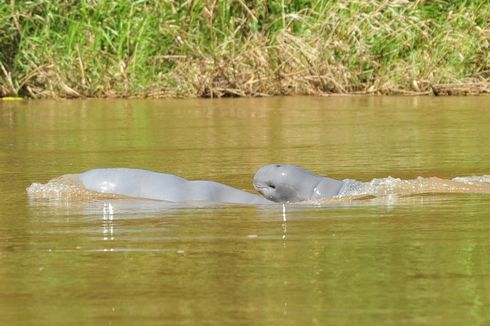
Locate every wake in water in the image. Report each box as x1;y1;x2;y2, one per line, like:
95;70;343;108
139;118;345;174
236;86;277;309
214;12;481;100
27;173;490;204
336;175;490;199
27;174;124;201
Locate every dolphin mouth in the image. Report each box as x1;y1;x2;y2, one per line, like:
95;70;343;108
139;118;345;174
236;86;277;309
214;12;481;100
253;183;267;193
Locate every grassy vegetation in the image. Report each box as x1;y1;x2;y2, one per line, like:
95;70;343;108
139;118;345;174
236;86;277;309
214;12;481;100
1;0;489;98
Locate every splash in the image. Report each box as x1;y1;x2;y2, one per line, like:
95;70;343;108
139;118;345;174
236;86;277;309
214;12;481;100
451;175;490;184
27;173;122;201
337;175;490;199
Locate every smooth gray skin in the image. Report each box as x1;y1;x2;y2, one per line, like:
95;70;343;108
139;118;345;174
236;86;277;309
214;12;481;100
80;168;272;204
253;164;345;203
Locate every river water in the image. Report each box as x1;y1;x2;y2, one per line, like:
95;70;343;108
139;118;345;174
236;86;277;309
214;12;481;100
1;96;489;324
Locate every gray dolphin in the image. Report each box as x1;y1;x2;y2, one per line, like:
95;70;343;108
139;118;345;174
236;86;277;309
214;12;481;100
253;164;346;203
80;168;272;204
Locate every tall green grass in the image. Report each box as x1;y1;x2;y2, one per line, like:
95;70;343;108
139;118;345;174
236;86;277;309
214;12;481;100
1;0;489;98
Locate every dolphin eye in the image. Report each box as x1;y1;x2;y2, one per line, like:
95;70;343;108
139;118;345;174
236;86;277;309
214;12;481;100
275;164;281;167
268;183;276;189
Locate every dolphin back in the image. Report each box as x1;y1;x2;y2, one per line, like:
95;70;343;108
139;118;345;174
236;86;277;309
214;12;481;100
79;168;271;204
80;168;187;201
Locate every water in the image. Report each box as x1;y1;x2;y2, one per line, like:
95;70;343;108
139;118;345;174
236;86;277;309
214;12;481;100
1;97;489;325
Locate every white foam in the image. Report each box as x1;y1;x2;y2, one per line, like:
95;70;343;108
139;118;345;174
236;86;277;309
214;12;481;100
452;175;490;184
337;175;490;199
26;174;120;201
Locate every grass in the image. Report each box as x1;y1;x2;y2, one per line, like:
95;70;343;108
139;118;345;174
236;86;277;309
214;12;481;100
1;0;489;98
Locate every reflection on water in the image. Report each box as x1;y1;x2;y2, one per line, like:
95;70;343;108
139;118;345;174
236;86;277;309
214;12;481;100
102;203;114;242
1;97;490;325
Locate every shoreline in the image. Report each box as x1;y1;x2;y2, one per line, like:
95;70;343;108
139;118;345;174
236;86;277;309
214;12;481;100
2;1;489;99
1;81;490;101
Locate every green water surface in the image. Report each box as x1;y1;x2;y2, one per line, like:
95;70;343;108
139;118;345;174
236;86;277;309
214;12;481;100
0;97;489;325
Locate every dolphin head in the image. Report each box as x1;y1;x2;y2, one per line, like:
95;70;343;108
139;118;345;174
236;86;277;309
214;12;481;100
253;164;315;203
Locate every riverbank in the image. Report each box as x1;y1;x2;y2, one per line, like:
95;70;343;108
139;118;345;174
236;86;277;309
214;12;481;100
1;1;489;99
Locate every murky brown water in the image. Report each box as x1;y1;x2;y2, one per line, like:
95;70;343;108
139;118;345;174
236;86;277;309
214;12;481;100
1;97;489;325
